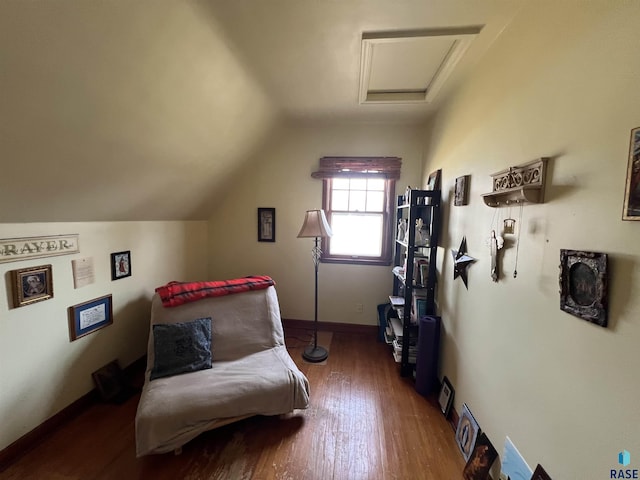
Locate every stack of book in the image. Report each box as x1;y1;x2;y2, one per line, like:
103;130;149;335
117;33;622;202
387;317;418;363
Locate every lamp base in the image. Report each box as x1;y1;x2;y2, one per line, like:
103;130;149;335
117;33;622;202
302;345;328;363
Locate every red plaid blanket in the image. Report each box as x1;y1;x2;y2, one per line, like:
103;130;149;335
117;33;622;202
155;275;275;308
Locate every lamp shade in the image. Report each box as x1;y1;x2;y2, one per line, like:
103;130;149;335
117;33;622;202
297;209;333;238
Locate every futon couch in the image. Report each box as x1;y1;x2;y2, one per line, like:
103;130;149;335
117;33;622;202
135;277;310;456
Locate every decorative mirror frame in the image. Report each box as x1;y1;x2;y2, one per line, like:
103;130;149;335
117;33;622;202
559;249;608;327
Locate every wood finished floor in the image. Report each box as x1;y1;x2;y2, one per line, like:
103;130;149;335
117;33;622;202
1;329;465;480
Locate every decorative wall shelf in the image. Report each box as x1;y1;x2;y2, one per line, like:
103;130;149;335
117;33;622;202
482;158;548;207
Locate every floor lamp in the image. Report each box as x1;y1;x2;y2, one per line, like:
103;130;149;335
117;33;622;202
297;209;333;362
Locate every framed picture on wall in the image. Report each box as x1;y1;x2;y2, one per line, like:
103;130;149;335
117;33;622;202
111;251;131;280
454;175;469;206
258;208;276;242
427;168;442;191
622;126;640;220
11;264;54;307
68;294;113;341
559;249;608;327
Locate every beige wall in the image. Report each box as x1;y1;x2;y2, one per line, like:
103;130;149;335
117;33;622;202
422;2;640;478
0;221;207;451
207;121;424;325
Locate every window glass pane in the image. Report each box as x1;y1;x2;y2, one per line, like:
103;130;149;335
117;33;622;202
332;190;349;211
329;213;383;256
366;191;385;212
349;190;366;211
368;178;385;191
350;178;367;191
333;178;350;190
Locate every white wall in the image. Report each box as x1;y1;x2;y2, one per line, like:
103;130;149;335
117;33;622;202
422;2;640;478
0;221;207;451
207;121;424;326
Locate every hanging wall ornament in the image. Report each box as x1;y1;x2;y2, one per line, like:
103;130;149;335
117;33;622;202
487;230;504;282
451;237;476;289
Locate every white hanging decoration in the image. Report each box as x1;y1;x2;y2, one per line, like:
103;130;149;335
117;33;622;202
488;230;504;282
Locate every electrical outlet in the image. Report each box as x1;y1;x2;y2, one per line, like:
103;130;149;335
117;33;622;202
355;303;363;313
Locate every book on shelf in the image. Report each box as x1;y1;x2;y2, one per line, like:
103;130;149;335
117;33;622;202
389;317;403;339
389;295;405;307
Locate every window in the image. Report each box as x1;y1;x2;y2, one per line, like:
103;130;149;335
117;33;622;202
312;157;400;266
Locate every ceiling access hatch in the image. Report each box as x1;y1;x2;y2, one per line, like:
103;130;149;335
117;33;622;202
359;27;482;104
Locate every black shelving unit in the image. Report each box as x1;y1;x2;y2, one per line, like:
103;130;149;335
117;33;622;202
390;189;441;377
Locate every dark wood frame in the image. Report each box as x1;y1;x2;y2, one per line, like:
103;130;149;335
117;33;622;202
622;126;640;220
531;464;553;480
321;178;395;266
438;376;454;418
454;175;469;206
559;249;608;327
11;264;53;307
110;250;131;280
92;360;126;402
427;169;442;191
258;208;276;242
68;294;113;341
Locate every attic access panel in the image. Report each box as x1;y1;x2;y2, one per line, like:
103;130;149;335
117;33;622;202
359;27;482;104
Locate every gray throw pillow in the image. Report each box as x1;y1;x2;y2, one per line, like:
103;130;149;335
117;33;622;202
150;317;212;380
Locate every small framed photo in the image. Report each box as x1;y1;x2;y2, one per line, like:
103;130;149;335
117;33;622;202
456;403;480;462
454;175;469;206
68;294;113;341
92;360;134;404
463;432;498;480
111;250;131;280
11;264;54;307
438;376;454;418
426;168;442;191
559;249;608;327
258;207;276;242
622;126;640;220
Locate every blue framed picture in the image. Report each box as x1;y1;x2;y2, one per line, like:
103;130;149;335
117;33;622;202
456;403;480;462
68;294;113;341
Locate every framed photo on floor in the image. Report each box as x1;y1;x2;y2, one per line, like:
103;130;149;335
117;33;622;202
438;376;454;418
11;264;53;307
456;403;480;462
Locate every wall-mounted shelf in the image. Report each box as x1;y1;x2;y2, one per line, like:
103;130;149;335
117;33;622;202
482;157;548;207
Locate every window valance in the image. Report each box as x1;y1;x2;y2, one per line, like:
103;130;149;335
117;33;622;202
311;157;402;180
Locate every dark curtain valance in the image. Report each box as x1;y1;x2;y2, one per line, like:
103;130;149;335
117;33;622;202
311;157;402;180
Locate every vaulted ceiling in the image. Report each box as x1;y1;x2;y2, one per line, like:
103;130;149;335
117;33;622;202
0;0;524;222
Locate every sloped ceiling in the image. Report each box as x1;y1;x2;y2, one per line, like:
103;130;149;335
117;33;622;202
0;0;524;222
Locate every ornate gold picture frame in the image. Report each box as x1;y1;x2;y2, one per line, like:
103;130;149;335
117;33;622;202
11;264;54;307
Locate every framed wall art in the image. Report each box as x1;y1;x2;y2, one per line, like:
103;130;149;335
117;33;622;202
111;251;131;280
258;208;276;242
456;403;480;462
559;249;608;327
438;375;454;418
454;175;470;206
68;294;113;341
11;264;54;307
622;126;640;220
426;169;442;191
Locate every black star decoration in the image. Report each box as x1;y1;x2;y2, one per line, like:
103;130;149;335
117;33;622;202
451;236;476;289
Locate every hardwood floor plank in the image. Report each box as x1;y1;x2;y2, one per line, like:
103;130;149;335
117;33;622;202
0;329;465;480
